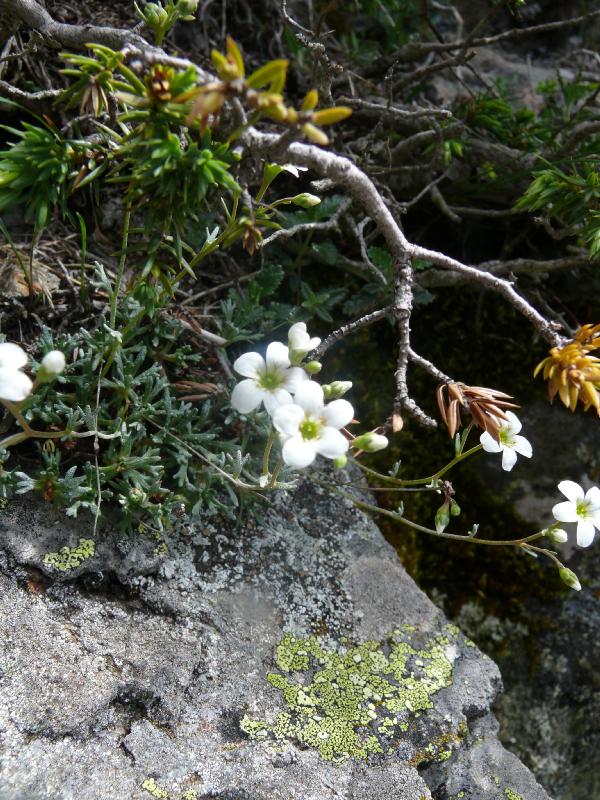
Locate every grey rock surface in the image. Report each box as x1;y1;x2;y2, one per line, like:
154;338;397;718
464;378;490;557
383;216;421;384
0;473;550;800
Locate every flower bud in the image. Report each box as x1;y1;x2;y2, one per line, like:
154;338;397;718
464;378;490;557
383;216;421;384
434;501;450;534
304;360;322;375
323;381;353;400
128;487;147;505
352;432;389;453
37;350;66;383
288;322;320;358
177;0;199;15
558;566;581;591
292;193;321;208
333;455;348;469
142;2;169;26
546;527;568;544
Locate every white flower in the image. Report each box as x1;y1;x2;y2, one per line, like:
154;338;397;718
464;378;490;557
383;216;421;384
272;381;354;468
231;342;308;415
0;342;32;402
40;350;66;378
479;411;532;471
287;322;320;363
552;480;600;547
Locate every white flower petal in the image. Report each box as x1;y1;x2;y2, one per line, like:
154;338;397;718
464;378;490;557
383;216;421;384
282;366;309;394
293;381;324;413
231;379;264;413
315;427;349;459
282;437;317;468
265;341;290;370
552;501;579;523
273;403;304;437
321;399;354;429
480;431;502;453
512;435;532;459
0;367;33;401
557;480;584;503
576;519;596;547
263;388;293;415
501;448;518;471
233;351;265;379
288;322;309;351
503;410;522;434
308;336;321;349
283;164;307;177
0;342;28;370
584;485;600;510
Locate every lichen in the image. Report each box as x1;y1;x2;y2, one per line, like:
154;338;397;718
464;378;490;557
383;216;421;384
504;790;523;800
241;627;458;762
141;778;169;799
42;538;95;571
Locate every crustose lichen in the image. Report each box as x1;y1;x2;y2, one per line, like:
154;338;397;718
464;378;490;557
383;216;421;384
241;627;458;762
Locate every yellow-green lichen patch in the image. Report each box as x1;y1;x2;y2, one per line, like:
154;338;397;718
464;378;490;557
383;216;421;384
43;538;95;571
241;628;458;762
141;778;169;799
504;790;523;800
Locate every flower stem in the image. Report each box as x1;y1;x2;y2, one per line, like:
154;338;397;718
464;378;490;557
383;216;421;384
329;485;544;547
267;458;285;488
262;430;277;477
354;443;483;487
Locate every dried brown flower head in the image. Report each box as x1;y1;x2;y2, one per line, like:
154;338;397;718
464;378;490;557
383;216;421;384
534;323;600;414
436;382;518;440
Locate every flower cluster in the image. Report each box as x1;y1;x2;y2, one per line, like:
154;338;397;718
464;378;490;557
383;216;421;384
534;323;600;415
230;323;387;469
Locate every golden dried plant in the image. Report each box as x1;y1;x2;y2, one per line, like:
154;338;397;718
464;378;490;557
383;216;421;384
436;382;518;440
534;323;600;414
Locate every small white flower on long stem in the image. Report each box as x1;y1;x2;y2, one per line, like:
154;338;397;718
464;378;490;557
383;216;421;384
552;480;600;547
231;342;307;415
273;381;354;468
479;410;532;471
287;322;320;364
0;343;32;402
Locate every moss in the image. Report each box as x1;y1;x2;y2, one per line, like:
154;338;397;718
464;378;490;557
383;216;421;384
42;538;95;571
504;790;523;800
241;628;459;762
141;778;169;799
181;792;198;800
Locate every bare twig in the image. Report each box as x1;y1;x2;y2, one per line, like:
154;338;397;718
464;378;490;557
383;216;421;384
242;128;564;347
389;257;436;427
310;305;392;359
408;348;452;383
261;196;351;248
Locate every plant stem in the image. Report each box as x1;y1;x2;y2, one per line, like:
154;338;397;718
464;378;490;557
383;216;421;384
267;458;284;488
354;443;483;487
262;430;276;477
109;207;131;330
329;485;544;547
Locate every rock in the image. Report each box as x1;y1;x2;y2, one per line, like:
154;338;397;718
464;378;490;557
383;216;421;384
0;470;550;799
